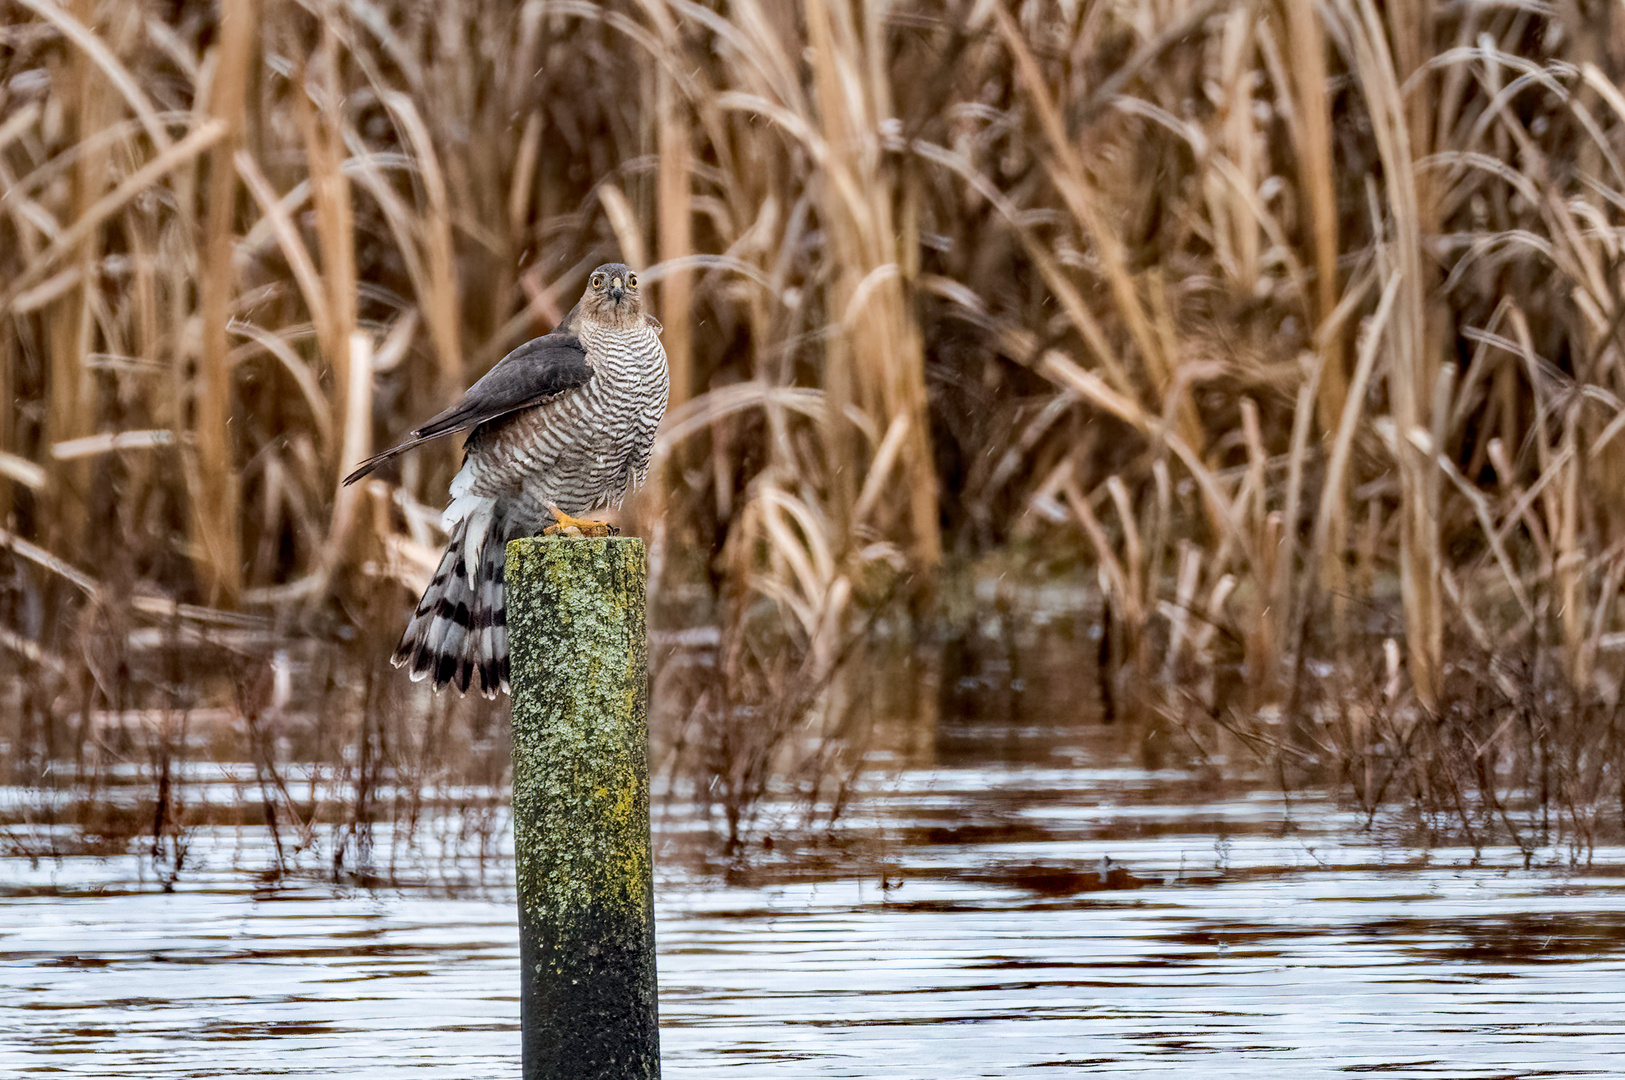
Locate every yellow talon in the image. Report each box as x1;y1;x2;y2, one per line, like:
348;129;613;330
543;504;614;538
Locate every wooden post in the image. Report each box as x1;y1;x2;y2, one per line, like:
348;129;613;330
506;536;659;1080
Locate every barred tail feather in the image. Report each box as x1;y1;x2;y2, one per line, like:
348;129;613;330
392;499;511;697
469;533;510;696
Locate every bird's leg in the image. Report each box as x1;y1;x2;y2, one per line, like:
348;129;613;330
543;504;617;538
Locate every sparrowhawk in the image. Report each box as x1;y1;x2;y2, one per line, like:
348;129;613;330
344;263;669;697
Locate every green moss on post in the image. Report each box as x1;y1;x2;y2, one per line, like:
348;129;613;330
507;535;658;1080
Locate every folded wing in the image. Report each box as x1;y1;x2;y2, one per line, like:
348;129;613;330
343;331;593;485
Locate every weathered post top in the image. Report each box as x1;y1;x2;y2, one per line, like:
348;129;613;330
506;535;659;1080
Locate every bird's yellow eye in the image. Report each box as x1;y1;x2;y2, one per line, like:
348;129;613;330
591;274;605;290
628;273;638;288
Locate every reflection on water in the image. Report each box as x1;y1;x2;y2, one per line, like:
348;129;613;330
6;783;1625;1076
5;619;1625;1077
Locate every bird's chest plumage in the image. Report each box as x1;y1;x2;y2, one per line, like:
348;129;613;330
464;319;668;521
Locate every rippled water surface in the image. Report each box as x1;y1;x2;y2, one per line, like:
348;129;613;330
5;638;1625;1077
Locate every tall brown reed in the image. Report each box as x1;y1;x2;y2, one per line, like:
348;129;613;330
5;0;1625;851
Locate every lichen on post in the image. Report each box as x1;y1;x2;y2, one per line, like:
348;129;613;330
506;535;659;1080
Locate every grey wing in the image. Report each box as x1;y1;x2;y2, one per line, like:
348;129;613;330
343;331;592;485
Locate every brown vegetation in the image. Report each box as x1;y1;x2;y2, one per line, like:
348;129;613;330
4;0;1625;859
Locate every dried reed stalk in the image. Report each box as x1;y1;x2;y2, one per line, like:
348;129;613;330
803;0;939;568
192;0;257;605
1278;0;1346;434
4;0;1625;850
656;66;694;409
1346;0;1441;706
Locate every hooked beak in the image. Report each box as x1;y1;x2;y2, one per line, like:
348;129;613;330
610;277;626;303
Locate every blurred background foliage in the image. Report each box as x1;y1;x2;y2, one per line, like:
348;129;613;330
5;0;1625;853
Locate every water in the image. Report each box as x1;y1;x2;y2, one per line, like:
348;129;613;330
5;626;1625;1076
5;763;1624;1077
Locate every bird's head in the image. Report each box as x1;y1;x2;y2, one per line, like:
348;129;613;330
577;262;644;329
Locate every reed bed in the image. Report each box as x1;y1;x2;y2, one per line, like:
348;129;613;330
3;0;1625;862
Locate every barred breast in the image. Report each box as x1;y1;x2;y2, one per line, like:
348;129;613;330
462;319;669;533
